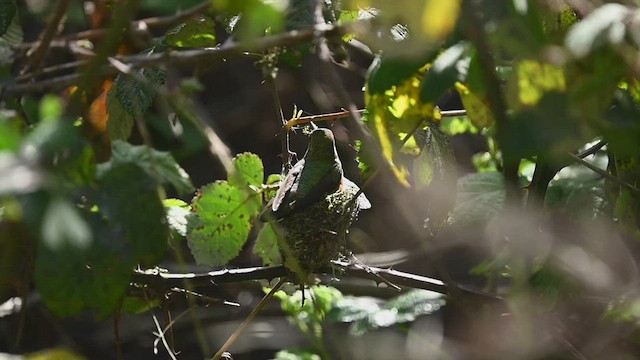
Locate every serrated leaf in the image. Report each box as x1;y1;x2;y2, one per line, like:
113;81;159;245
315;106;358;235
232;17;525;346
165;202;190;237
106;83;134;141
565;3;628;58
0;6;21;66
381;289;445;323
165;16;217;48
421;42;471;103
449;172;505;226
113;67;165;117
98;141;194;195
229;152;264;188
254;222;281;266
412;127;456;189
187;181;260;266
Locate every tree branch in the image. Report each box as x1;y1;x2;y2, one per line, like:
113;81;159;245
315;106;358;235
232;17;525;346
3;23;349;99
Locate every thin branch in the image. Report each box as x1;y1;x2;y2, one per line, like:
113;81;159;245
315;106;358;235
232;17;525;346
567;152;640;193
132;262;500;301
18;0;212;49
211;277;287;360
285;109;467;129
21;0;73;75
151;310;179;360
4;23;349;99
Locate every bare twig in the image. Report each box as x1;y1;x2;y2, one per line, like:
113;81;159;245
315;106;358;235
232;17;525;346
19;0;212;49
3;23;349;99
211;277;287;360
567;152;640;193
151;310;179;360
285;109;466;129
21;0;73;75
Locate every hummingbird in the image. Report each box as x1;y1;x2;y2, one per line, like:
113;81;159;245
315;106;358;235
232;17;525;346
261;128;346;221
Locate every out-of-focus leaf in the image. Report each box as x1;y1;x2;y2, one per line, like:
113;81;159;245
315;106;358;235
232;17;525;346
229;152;264;188
421;42;471;103
106;81;134;141
565;3;628;58
0;115;21;151
449;172;505;226
25;347;86;360
0;153;42;195
455;82;494;128
0;5;21;66
41;197;92;250
273;350;321;360
328;289;445;336
98;164;169;265
545;164;607;218
187;181;260;266
34;210;132;317
214;0;285;40
507;59;566;107
98;141;194;195
0;1;16;36
165;16;217;48
254;222;281;266
365;61;436;186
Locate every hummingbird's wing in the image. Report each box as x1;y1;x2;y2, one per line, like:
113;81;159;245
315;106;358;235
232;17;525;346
260;159;342;221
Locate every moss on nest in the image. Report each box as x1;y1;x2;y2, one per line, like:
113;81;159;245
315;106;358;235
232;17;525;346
274;179;368;280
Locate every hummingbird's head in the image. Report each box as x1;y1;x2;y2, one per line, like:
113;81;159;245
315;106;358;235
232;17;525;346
306;128;338;161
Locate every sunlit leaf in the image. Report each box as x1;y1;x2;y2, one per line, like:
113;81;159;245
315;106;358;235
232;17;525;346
454;82;495;128
507;60;566;107
164;198;190;237
165;16;217;48
106;81;134;141
187;181;261;266
113;67;165;117
229;152;264;188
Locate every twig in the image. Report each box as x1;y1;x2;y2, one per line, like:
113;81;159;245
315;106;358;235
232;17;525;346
269;79;293;172
3;23;350;99
20;0;73;75
211;277;287;360
18;0;212;49
285;109;467;129
567;152;640;193
151;310;179;360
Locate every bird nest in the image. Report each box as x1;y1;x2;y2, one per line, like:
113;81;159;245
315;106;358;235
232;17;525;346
275;183;366;278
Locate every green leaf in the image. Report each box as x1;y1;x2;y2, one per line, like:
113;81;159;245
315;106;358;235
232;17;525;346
565;3;628;58
106;83;134;141
113;67;165;117
449;172;506;226
187;181;261;266
328;289;445;336
165;16;217;48
98;141;194;195
0;1;16;36
545;162;607;218
34;212;133;317
229;152;264;188
213;0;285;40
367;55;433;94
421;42;471;103
253;222;281;266
98;164;169;264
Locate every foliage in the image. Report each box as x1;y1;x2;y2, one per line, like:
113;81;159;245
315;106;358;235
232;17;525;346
4;0;640;359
